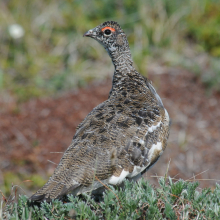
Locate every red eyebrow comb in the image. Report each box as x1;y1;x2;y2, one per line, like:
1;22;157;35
101;27;116;32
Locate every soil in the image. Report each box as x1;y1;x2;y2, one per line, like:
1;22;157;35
0;68;220;194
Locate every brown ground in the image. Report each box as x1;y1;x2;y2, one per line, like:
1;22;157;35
0;68;220;195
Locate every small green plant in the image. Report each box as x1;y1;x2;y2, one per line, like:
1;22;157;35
1;178;220;219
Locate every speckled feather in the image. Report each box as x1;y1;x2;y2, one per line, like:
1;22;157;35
30;21;170;202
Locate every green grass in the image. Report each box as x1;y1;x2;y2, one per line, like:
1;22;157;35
1;171;47;198
0;0;220;102
1;178;220;219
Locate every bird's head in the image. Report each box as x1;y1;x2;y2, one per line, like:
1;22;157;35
83;21;129;55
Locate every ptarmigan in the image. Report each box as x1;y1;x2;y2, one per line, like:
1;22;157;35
30;21;170;202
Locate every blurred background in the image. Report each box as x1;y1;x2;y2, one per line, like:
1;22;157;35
0;0;220;197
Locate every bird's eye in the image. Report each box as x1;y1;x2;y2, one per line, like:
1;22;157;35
104;29;111;35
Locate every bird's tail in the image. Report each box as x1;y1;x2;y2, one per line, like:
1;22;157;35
29;180;80;202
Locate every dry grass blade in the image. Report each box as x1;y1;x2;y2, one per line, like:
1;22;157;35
0;190;7;203
152;176;220;183
50;152;64;154
47;160;58;165
22;180;33;183
151;169;219;184
186;169;209;181
164;158;171;182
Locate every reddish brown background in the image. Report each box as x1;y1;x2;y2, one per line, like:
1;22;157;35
0;68;220;195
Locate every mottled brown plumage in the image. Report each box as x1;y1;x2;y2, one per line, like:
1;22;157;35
30;21;170;202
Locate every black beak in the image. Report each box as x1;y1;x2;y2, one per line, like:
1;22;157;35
83;29;93;37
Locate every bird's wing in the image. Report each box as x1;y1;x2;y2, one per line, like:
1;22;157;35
30;84;170;202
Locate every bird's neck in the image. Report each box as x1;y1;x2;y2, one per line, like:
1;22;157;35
111;50;133;69
106;47;144;95
107;45;134;70
108;47;136;83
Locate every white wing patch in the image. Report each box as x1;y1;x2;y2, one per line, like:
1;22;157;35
147;121;161;133
139;139;145;145
148;142;162;160
164;108;170;126
127;165;148;178
108;116;165;186
108;169;129;185
127;142;162;179
108;142;163;185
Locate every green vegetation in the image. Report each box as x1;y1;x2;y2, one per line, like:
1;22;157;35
0;0;220;102
1;178;220;219
1;172;47;197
